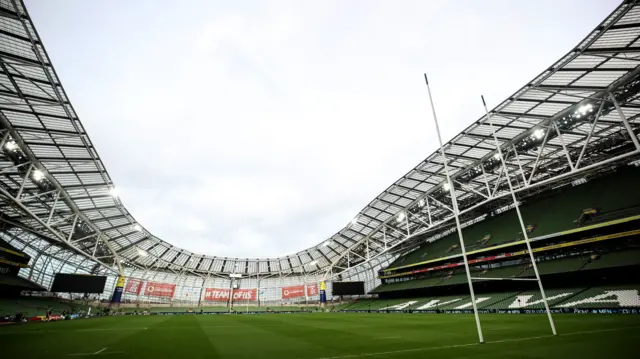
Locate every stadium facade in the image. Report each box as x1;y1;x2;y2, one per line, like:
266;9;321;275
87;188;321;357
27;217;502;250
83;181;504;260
1;0;640;308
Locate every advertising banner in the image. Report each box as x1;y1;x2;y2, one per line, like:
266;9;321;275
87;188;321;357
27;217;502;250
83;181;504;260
144;282;176;298
320;281;327;303
204;288;257;302
306;283;318;297
282;285;305;299
124;278;143;295
110;276;126;303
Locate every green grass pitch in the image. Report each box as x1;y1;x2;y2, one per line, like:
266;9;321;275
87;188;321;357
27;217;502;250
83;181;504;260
0;313;638;358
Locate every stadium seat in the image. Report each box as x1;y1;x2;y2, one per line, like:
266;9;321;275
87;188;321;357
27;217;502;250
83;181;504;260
582;249;640;271
345;286;640;311
0;297;81;317
556;286;640;308
385;167;640;271
519;256;589;277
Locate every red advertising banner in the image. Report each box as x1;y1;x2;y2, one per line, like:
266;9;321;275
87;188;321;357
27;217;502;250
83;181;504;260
204;288;257;302
144;282;176;298
307;283;318;297
124;278;142;295
282;285;305;299
204;288;227;302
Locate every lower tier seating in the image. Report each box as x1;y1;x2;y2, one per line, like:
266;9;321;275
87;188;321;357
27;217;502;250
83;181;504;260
119;305;307;313
555;286;640;308
341;286;640;311
0;296;82;317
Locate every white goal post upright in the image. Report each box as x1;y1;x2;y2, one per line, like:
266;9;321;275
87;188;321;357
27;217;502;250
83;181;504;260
424;74;485;344
481;95;558;336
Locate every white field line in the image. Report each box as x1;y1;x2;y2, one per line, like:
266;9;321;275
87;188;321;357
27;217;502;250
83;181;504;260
68;349;126;357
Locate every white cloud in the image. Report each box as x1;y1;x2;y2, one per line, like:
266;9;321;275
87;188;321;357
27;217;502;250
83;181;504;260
26;0;619;257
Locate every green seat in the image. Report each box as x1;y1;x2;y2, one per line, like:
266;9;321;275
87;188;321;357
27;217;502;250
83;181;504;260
385;167;640;271
555;286;640;308
582;249;640;270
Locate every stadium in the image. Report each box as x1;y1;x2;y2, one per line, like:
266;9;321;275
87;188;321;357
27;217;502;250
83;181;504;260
1;0;639;358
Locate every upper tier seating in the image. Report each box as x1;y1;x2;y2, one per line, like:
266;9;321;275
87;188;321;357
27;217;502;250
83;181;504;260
519;256;590;277
375;246;639;294
388;167;640;270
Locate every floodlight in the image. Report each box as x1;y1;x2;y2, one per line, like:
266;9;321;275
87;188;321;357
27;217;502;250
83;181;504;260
137;248;148;257
322;240;332;247
418;198;425;207
109;187;119;197
493;153;501;160
577;103;593;115
309;260;318;266
533;129;545;140
4;141;17;151
133;224;143;232
32;169;45;181
351;217;358;225
396;211;406;222
443;182;451;192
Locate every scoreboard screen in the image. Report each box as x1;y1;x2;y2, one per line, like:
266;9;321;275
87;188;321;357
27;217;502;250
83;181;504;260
50;273;107;293
331;281;365;295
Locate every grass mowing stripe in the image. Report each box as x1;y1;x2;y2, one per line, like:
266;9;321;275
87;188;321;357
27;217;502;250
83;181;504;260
0;324;287;335
312;342;478;359
306;325;640;359
2;314;638;358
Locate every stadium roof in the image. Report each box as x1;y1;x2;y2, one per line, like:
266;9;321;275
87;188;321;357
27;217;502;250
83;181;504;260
1;0;639;279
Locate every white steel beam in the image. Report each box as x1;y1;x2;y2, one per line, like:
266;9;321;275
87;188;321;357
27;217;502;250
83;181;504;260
610;92;640;150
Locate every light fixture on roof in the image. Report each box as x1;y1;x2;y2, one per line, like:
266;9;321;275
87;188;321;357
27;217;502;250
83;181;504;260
577;103;593;116
133;224;143;232
109;186;119;198
137;248;148;257
493;153;501;160
32;169;45;181
533;128;545;140
309;260;318;266
396;211;406;223
4;140;17;151
571;177;587;186
418;198;425;207
442;182;451;192
351;217;358;226
322;240;332;247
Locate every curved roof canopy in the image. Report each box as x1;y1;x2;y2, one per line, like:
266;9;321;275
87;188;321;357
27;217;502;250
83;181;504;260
1;0;640;278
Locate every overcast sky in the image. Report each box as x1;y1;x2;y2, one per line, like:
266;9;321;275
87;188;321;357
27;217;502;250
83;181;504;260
27;0;618;258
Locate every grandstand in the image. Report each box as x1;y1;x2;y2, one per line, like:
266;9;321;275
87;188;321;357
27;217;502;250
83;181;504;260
0;0;639;358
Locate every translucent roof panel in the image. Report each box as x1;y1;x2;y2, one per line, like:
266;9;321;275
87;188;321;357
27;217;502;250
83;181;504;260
0;0;639;277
